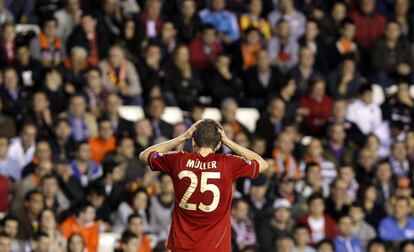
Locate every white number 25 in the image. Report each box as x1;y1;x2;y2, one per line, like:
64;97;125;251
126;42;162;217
178;171;220;212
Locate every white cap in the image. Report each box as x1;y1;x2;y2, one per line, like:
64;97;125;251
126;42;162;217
273;198;291;209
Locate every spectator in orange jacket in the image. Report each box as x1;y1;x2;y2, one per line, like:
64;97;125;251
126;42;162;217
60;202;99;252
89;118;116;163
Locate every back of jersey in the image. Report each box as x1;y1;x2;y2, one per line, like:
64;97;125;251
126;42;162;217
147;151;259;252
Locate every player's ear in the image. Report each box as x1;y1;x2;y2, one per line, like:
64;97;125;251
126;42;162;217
192;138;196;149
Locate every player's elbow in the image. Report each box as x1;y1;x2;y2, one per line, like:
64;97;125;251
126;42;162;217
258;159;269;173
139;151;148;164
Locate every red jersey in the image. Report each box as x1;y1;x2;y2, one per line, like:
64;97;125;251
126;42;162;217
147;151;259;252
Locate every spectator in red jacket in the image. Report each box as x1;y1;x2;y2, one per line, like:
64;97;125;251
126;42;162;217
300;76;333;136
298;193;338;245
349;0;387;50
189;24;222;71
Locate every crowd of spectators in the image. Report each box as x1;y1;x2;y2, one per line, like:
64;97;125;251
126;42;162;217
1;0;414;251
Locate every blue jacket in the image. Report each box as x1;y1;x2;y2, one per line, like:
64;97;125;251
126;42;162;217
379;216;414;241
199;9;239;42
333;236;363;252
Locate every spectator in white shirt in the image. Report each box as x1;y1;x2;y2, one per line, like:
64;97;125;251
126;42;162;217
6;122;37;180
0;135;19;180
346;84;382;135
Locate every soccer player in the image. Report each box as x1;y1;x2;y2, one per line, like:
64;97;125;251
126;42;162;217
139;119;268;251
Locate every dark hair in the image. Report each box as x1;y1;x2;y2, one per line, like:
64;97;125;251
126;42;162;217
121;231;139;245
33;231;48;241
67;233;85;252
24;189;43;202
305;162;319;174
193;119;221;149
307;193;324;205
358;84;372;95
367;239;385;250
201;23;216;33
75;202;94;216
41;17;58;29
316;239;334;249
75;140;89;151
400;240;414;251
292;223;310;233
1;214;18;227
127;213;143;224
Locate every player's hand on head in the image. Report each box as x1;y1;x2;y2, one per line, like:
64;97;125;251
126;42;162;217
218;127;230;144
183;120;203;140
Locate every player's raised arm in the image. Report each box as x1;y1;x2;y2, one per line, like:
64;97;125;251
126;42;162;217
219;128;269;173
139;120;203;165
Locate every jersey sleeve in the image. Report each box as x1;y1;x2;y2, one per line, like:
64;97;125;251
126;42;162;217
226;154;260;180
147;151;181;175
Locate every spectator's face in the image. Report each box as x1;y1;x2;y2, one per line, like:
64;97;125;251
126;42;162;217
173;123;187;138
118;138;135;159
245;30;261;45
87;70;102;90
2;25;15;42
275;238;293;252
368;243;386;252
40;209;56;230
36;142;51;161
128;217;143;235
276;133;294;153
294;228;310;247
342;23;356;40
309;199;324;216
277;22;291;39
133;192;148;210
257;50;270;68
43;21;57;37
0;236;11;252
175;46;190;64
308;140;322;158
211;0;225;11
68;235;84;252
299;48;315;67
393;142;407;160
274;207;291;223
162;22;177;41
99;121;114;140
77;144;91;161
305;22;319;40
3;220;18;238
27;193;44;216
385;23;401;41
318;243;334;252
80;206;96;223
403;244;414;252
149;100;165;120
0;138;8;158
349;206;364;223
135;119;153;138
406;132;414;149
181;0;196;18
311;81;325;97
21;126;37;148
55;121;71;139
234;133;250;148
280;177;294;193
215;55;230;70
81;15;96;34
124;237;140;252
42;178;58;198
361;90;373;104
191;107;204;121
332;179;348;199
160;175;174;194
17;46;30;63
221;102;237;123
146;45;161;63
395;199;410;220
329;125;345;143
106;94;121;115
33;93;49;113
104;0;117;13
332;101;347;119
252;139;266;156
377;163;392;183
250;185;267;201
338;216;353;237
249;0;262;15
3;69;18;91
88;193;104;208
67;0;80;11
362;0;376;13
397;83;410;101
147;0;162;18
202;29;217;46
69;97;86;117
396;0;409;16
45;70;63;90
339;167;354;184
279;0;294;11
332;3;346;22
231;201;249;220
109;47;125;67
306;166;321;184
124;20;136;39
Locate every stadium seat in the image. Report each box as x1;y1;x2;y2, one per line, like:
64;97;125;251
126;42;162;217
161;107;184;124
118;106;145;122
97;232;120;252
236;108;260;132
372;84;385;105
202;107;222;121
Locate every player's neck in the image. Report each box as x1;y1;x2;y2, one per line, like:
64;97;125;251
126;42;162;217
196;147;215;157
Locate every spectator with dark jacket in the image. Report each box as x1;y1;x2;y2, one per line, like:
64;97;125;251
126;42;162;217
173;0;202;43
